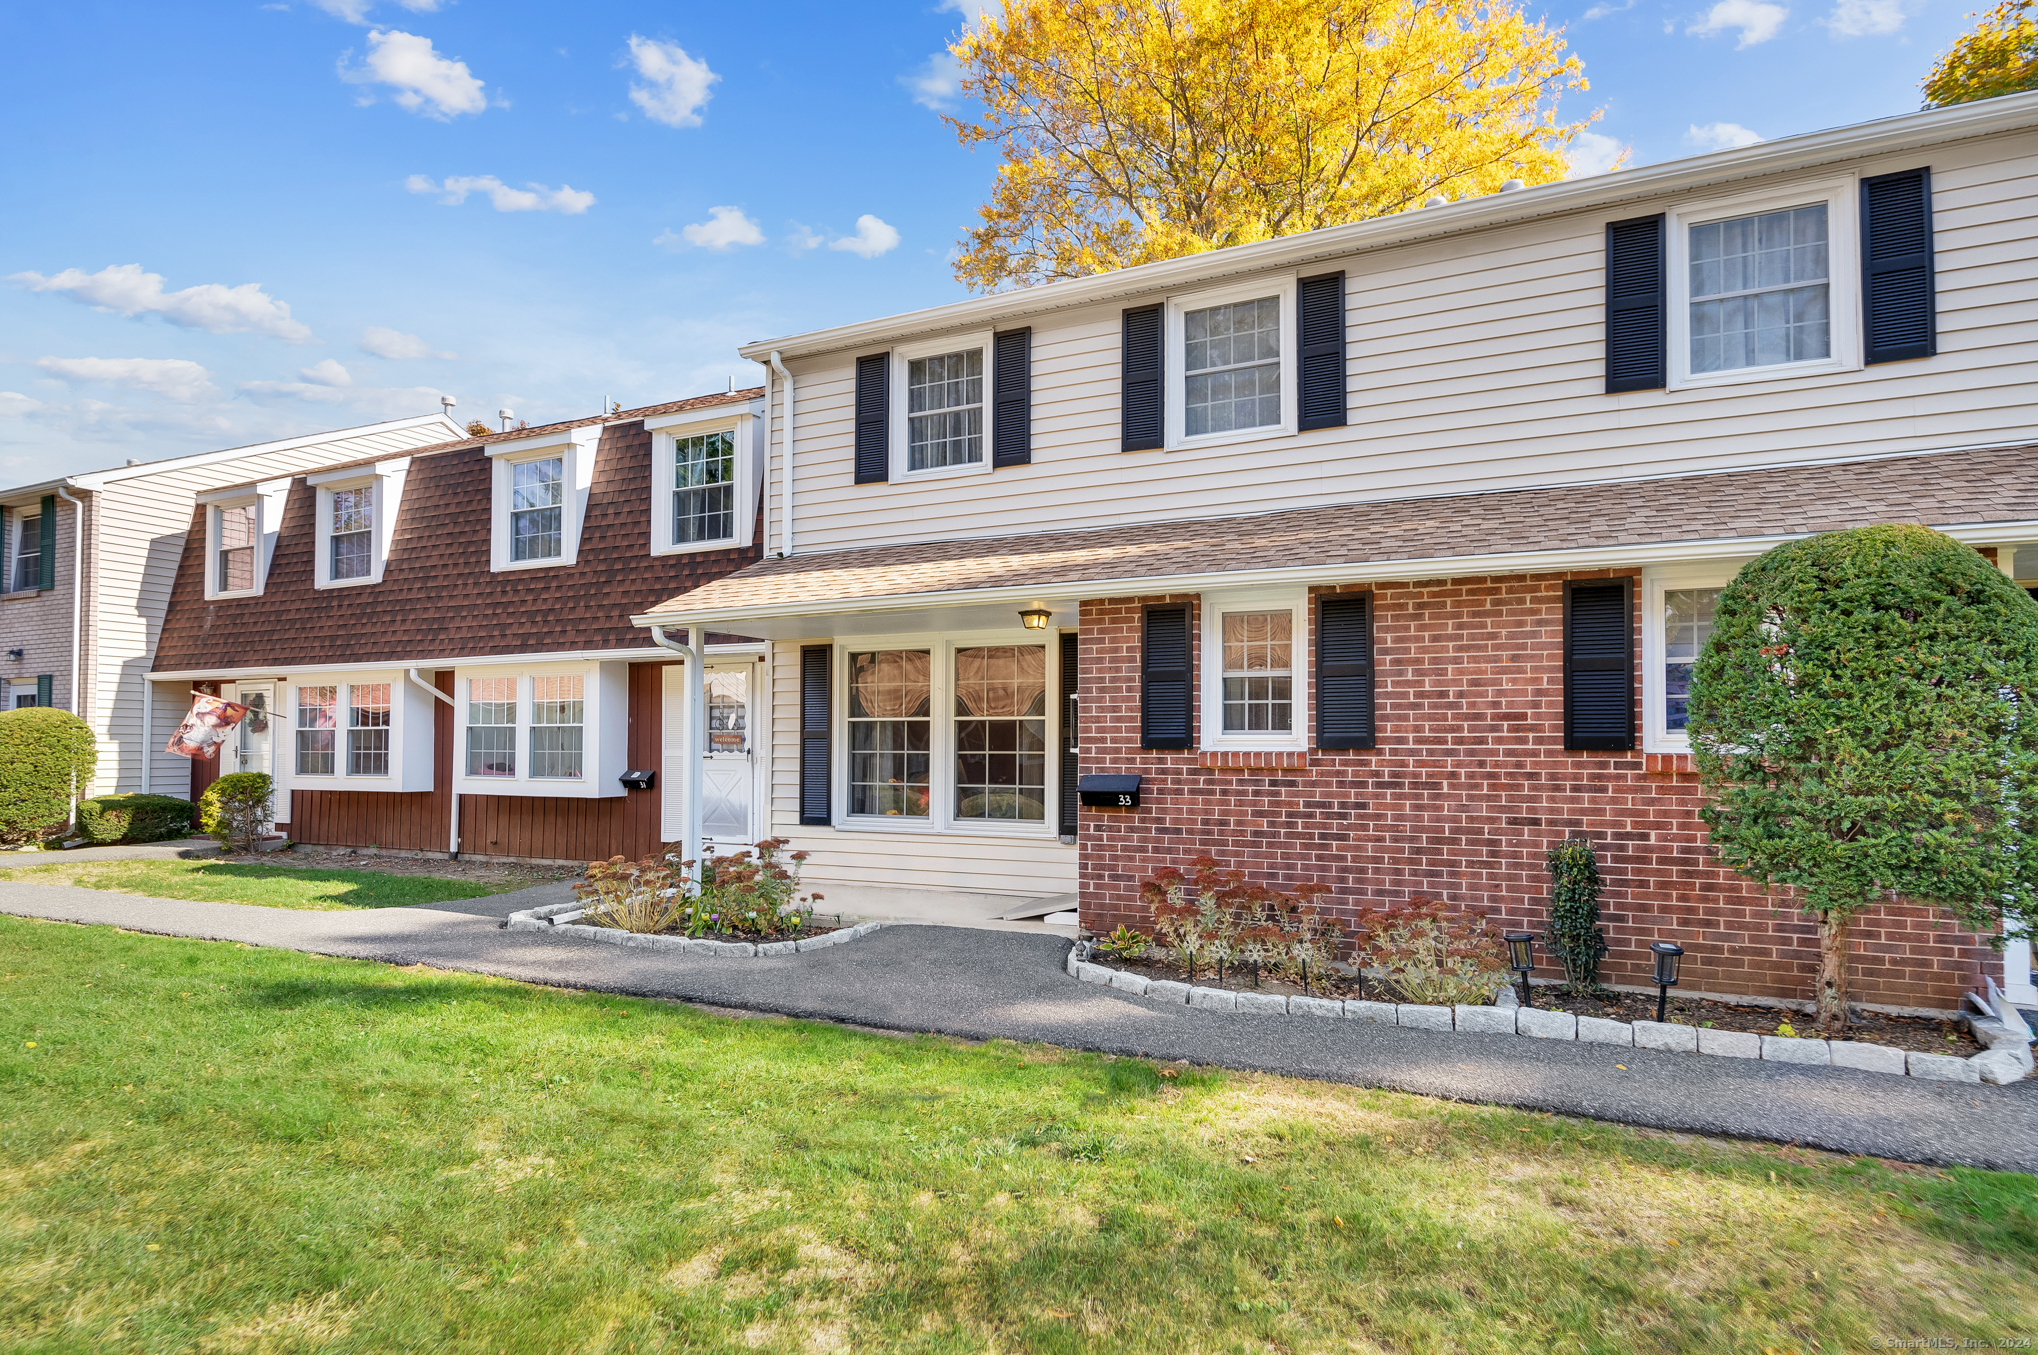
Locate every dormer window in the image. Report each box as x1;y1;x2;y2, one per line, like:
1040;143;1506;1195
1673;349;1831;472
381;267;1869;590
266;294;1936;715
217;505;256;590
644;407;759;555
488;427;597;571
198;477;292;599
308;460;409;589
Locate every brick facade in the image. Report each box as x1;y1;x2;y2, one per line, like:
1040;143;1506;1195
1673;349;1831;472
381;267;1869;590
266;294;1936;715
1074;572;1994;1016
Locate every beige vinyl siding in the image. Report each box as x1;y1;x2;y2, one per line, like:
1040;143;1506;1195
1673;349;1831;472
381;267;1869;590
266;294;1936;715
763;640;1076;898
0;499;79;717
765;134;2038;557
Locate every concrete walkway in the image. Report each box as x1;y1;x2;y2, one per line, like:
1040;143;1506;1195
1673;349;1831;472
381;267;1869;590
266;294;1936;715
2;880;2033;1174
0;838;219;865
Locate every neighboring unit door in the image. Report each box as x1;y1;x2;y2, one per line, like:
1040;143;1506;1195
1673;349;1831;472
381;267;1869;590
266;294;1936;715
234;684;277;831
701;666;755;850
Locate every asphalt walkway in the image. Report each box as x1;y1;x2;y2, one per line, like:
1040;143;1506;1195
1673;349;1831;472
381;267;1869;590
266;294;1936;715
2;880;2033;1174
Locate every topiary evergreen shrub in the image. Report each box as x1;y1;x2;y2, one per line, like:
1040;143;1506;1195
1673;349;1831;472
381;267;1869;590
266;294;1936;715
0;708;97;847
76;793;199;845
199;772;273;855
1689;524;2038;1034
1545;837;1607;992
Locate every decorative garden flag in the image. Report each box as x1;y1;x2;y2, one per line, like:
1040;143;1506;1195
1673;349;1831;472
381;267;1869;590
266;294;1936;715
166;693;249;761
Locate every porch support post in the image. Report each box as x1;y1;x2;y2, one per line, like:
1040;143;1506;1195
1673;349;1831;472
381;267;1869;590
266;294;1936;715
684;625;708;880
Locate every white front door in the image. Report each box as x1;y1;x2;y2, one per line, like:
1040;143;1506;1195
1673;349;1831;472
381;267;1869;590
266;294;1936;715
234;683;277;830
701;666;755;849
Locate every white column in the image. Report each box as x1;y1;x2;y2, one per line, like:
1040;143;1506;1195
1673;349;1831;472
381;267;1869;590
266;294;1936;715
2004;935;2038;1007
683;626;708;878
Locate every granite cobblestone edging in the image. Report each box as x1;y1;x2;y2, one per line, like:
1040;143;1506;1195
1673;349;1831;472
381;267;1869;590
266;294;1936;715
1066;953;2036;1086
504;901;884;956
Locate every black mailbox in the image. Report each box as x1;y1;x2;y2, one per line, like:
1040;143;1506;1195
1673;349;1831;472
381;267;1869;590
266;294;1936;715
618;769;657;790
1077;774;1142;808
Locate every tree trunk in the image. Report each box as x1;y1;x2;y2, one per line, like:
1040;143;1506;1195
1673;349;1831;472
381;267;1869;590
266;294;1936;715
1814;912;1852;1036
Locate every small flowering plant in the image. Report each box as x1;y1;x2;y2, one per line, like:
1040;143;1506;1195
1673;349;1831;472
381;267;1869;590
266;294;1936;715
576;838;823;939
1138;855;1344;991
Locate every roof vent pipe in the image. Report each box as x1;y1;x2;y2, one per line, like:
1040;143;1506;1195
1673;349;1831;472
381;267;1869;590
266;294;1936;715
498;408;514;432
1498;179;1526;193
1422;194;1448;207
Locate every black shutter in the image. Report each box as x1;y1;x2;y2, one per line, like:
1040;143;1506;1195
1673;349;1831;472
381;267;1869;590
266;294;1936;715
854;354;889;484
799;645;831;824
1296;271;1347;431
36;674;53;708
992;328;1031;468
1140;604;1192;749
1316;593;1375;749
1;509;9;592
38;493;56;591
1057;630;1079;836
1604;215;1665;393
1563;581;1633;751
1121;304;1164;451
1862;168;1936;365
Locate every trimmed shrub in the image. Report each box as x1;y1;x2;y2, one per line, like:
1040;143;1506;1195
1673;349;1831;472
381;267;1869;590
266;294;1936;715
0;708;97;847
77;793;199;845
199;772;273;854
1545;837;1607;992
1689;524;2038;1034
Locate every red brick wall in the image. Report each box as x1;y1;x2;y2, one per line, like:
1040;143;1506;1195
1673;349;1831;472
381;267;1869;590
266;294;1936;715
1075;574;1993;1014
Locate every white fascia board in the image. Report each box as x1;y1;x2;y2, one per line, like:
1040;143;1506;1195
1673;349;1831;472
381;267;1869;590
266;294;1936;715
306;456;412;487
62;414;462;493
485;425;602;458
642;405;758;433
146;641;761;683
0;477;85;508
632;520;2038;630
736;92;2038;364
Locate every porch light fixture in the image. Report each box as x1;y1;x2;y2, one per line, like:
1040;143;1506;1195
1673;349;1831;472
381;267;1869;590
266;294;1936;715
1650;941;1685;1023
1019;608;1052;631
1504;932;1537;1009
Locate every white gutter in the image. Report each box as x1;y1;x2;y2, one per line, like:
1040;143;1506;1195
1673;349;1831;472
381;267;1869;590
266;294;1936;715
405;668;460;856
736;92;2038;364
768;351;794;557
650;626;706;880
54;487;84;721
145;641;766;684
632;519;2038;630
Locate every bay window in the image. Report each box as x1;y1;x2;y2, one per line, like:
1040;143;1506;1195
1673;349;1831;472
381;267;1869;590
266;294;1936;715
282;673;433;790
347;683;391;776
451;663;626;798
466;677;516;777
530;674;585;779
295;685;336;775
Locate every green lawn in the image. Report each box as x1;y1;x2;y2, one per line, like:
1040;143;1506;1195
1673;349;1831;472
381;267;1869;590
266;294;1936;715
0;858;504;910
1;918;2033;1354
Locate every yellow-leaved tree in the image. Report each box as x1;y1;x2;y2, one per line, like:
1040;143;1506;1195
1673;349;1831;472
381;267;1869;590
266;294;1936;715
946;0;1602;291
1922;0;2038;106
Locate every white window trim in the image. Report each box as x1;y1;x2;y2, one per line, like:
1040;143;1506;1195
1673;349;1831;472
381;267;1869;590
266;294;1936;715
830;628;1060;840
451;660;628;799
307;459;410;590
645;409;759;555
1641;561;1751;754
1996;541;2038;587
890;329;996;483
1166;273;1299;452
1666;177;1861;393
278;672;434;793
1199;586;1310;752
487;426;599;572
199;478;291;600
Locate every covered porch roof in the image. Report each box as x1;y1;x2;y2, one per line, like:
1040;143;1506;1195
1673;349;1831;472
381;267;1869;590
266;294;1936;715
631;443;2038;638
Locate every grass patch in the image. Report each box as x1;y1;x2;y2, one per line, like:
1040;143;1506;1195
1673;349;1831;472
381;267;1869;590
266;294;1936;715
0;858;502;910
1;917;2034;1353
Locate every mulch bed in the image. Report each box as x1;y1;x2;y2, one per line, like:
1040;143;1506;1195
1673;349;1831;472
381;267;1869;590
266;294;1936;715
1526;987;1982;1056
580;918;845;945
217;848;582;891
1096;952;1377;1001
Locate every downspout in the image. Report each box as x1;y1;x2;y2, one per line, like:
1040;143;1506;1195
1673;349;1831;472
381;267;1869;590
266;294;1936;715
406;669;459;857
768;351;794;558
55;486;86;820
650;626;706;877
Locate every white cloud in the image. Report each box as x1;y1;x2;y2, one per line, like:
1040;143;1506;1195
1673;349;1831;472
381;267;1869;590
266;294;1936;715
0;392;44;417
902;52;963;111
1582;0;1636;16
407;174;596;214
310;0;443;20
1824;0;1905;34
786;225;825;253
828;215;901;259
10;263;315;343
1565;132;1628;178
36;357;218;403
1686;121;1765;151
342;29;487;119
1688;0;1789;46
359;326;456;360
624;35;716;128
298;358;353;387
656;206;765;251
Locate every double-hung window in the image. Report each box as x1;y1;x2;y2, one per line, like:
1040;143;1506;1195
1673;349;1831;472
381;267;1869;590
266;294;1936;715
295;686;337;775
347;683;391;776
1689;205;1829;374
510;457;564;561
216;504;256;593
1643;565;1745;752
466;677;517;777
848;650;931;817
330;487;373;581
953;645;1047;822
8;515;39;593
673;432;735;543
1220;611;1293;733
907;350;983;471
529;674;585;779
1184;298;1282;437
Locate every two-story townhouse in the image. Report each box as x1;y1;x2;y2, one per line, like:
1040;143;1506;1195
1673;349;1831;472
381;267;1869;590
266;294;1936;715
149;390;768;863
0;413;463;798
636;93;2038;1016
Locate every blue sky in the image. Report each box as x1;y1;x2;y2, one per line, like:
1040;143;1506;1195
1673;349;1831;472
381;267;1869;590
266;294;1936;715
0;0;1980;486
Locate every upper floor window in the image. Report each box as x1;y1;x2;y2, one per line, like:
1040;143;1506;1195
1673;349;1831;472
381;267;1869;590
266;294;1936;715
199;478;289;600
511;457;564;561
330;486;374;581
907;350;983;471
1184;298;1282;438
674;432;735;543
9;515;40;593
217;504;256;592
1689;205;1829;375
